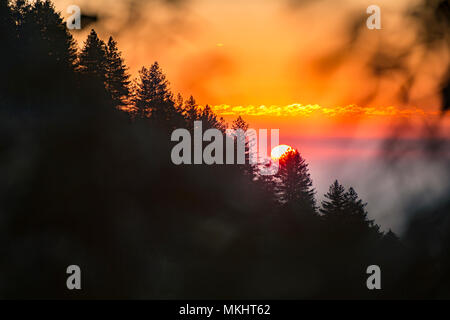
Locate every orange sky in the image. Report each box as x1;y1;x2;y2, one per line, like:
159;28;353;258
55;0;449;139
51;0;449;231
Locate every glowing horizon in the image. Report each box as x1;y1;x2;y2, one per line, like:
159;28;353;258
209;104;442;118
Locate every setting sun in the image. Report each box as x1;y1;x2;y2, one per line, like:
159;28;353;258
271;144;294;160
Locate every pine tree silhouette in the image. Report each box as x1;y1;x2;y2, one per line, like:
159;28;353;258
230;115;257;178
184;95;200;125
231;115;249;132
199;105;226;132
174;93;184;111
4;0;77;107
133;62;180;124
33;0;77;68
105;36;130;107
275;149;316;216
78;29;108;82
320;181;382;241
384;229;400;243
320;180;346;217
344;187;381;237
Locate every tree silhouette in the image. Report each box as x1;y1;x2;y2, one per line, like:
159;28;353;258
3;0;77;107
230;115;257;178
320;181;382;241
199;104;226;132
275;149;316;216
105;36;130;107
183;95;200;125
13;0;77;67
345;187;381;237
174;93;184;110
78;29;108;82
133;62;174;119
231;115;249;132
320;180;347;217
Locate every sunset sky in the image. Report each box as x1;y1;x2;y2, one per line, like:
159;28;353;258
54;1;445;101
53;0;449;231
54;0;449;138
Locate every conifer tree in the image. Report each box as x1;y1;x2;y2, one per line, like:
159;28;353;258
105;36;130;107
184;95;199;124
174;93;184;111
78;29;108;82
319;180;346;218
344;187;381;237
133;62;175;121
35;0;77;68
199;105;226;132
231;115;249;132
230;115;257;178
6;0;77;106
320;181;382;239
276;149;316;215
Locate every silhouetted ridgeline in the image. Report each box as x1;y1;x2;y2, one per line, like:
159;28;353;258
0;0;449;299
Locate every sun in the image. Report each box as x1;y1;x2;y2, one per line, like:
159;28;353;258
271;144;294;160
